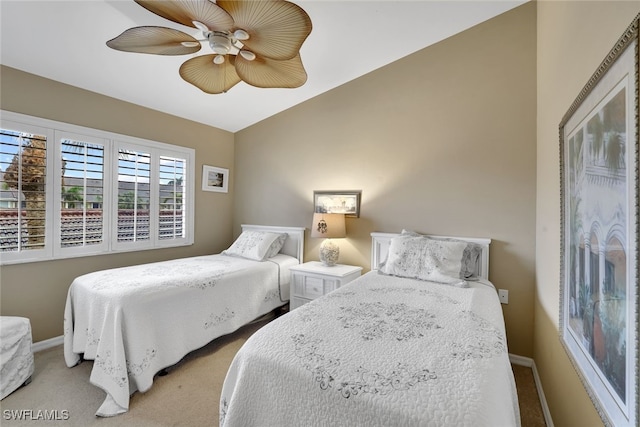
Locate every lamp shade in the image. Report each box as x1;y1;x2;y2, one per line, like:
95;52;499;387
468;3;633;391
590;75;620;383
311;213;346;266
310;213;346;239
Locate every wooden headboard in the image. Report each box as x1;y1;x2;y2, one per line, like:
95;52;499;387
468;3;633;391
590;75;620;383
240;224;305;263
370;232;492;280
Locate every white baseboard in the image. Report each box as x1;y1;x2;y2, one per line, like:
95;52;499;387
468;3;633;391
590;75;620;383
509;353;554;427
509;353;533;367
32;335;63;353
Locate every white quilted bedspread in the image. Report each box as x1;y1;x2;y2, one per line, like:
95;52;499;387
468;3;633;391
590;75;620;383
220;271;521;427
0;317;34;400
63;254;296;417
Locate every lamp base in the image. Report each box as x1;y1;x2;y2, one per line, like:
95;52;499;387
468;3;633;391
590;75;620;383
319;239;340;266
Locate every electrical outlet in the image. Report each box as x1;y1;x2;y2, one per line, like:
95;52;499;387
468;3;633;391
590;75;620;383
498;289;509;304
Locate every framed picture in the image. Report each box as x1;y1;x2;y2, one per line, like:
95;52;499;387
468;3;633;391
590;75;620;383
559;14;638;427
313;190;361;217
202;165;228;193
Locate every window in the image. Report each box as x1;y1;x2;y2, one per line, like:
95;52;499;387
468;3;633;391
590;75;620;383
158;156;186;240
116;147;151;244
0;111;194;264
0;128;48;255
59;135;105;250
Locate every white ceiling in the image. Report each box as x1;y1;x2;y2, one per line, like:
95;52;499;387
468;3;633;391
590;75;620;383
1;1;526;133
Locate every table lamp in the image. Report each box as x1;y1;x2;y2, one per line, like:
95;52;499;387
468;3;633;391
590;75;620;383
310;213;346;266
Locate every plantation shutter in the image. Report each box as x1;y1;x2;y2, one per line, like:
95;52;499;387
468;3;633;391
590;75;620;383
60;138;105;248
0;129;47;252
117;148;151;242
158;156;186;240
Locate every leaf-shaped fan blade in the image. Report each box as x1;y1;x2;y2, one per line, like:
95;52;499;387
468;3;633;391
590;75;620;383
235;53;307;89
218;1;312;60
179;54;241;94
107;27;201;55
135;0;233;32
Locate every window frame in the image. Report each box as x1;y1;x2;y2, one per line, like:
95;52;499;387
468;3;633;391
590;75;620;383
0;110;195;265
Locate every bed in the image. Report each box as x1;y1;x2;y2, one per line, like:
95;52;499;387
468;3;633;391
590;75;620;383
63;224;304;417
219;231;521;427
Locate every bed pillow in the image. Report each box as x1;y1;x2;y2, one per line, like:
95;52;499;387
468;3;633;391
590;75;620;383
400;230;482;280
265;233;288;258
379;233;481;287
222;231;288;261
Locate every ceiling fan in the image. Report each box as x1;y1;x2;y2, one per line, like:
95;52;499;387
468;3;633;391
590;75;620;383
107;0;312;94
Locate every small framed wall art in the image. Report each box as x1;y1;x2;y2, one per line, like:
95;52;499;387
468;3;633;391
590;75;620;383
202;165;229;193
313;190;361;217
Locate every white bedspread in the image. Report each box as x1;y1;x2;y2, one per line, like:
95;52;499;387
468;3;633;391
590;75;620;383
1;317;34;400
220;271;521;427
64;253;297;417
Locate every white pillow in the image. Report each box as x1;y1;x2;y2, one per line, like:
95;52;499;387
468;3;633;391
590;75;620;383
379;233;478;287
265;233;288;258
400;230;482;280
222;231;287;261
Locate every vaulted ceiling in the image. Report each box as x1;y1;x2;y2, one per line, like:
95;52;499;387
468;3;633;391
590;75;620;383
1;1;526;132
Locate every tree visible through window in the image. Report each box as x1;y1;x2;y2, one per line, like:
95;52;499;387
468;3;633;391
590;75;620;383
0;130;47;252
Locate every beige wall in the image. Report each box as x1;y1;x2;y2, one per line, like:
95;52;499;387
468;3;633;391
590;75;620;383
535;2;639;426
234;3;537;357
0;66;235;342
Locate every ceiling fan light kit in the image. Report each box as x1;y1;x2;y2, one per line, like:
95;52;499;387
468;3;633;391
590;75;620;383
107;0;312;94
208;32;232;54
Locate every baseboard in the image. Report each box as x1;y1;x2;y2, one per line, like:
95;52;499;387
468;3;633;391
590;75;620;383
509;353;554;427
32;335;63;353
509;353;533;367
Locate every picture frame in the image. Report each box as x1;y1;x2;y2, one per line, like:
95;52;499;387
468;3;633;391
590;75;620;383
313;190;361;217
559;14;638;427
201;165;228;193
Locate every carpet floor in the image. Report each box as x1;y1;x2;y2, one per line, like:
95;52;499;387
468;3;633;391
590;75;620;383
1;317;546;426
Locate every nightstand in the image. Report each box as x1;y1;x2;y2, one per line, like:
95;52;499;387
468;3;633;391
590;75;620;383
289;262;363;310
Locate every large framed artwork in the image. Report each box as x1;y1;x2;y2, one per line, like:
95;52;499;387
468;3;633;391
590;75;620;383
559;14;638;427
